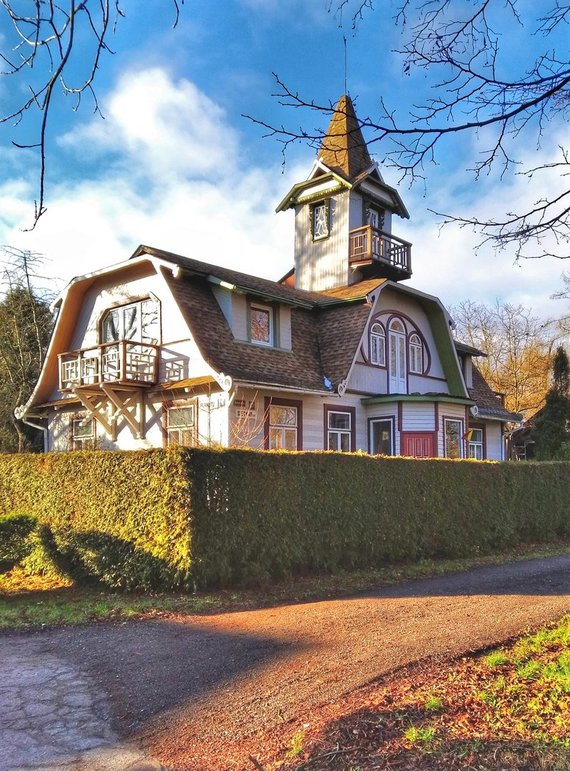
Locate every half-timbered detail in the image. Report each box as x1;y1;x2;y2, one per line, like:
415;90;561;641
19;94;519;459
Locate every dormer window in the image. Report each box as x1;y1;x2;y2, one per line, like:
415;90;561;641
311;200;330;240
249;302;274;346
409;333;424;374
101;298;159;344
370;322;386;366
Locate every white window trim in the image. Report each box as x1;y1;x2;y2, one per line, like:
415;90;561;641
166;403;197;447
268;404;298;450
409;333;423;374
72;416;96;450
370;322;386;366
311;200;330;241
327;410;352;452
468;428;484;460
249;302;274;347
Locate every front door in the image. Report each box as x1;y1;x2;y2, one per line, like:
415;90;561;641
389;320;407;393
401;432;435;458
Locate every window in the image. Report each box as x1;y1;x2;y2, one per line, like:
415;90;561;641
409;333;423;374
444;419;463;459
72;417;95;450
325;405;355;452
250;303;274;346
166;404;197;447
265;399;301;450
366;206;384;230
388;318;407;393
311;200;330;240
468;427;484;460
101;298;159;344
370;418;394;455
370;322;386;366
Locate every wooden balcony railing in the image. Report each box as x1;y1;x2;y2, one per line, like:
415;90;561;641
349;226;412;274
59;340;159;390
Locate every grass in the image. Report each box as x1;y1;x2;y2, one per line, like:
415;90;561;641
0;538;568;630
273;614;570;770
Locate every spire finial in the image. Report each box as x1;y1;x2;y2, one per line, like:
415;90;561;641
343;35;348;96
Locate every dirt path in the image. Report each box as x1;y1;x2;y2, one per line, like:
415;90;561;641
2;555;568;770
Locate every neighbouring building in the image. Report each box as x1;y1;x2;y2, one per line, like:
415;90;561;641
18;95;520;458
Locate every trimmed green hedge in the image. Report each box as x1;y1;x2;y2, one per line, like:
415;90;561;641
0;449;192;589
0;448;568;589
186;450;570;587
0;513;37;564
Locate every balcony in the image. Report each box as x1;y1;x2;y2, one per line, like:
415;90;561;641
59;340;159;391
349;226;412;279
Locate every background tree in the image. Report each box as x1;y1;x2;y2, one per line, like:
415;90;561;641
255;0;569;260
451;300;555;418
0;248;54;452
531;346;570;460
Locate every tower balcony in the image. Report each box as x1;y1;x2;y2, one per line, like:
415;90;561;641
349;226;412;280
59;340;159;391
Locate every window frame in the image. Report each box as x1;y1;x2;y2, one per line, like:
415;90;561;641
409;333;424;374
444;417;464;459
165;401;198;447
311;199;330;241
368;417;395;455
324;404;356;452
264;397;302;450
468;425;485;460
369;322;386;367
99;296;160;345
249;302;275;347
388;317;407;394
71;415;96;450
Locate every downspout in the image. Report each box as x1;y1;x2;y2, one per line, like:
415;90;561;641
14;406;49;452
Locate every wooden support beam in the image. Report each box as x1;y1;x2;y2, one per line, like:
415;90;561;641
73;389;116;438
100;384;145;439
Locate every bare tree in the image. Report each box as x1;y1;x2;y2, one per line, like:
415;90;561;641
0;1;184;228
250;0;570;260
451;300;557;418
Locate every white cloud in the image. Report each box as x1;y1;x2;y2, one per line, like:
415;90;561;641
0;68;302;294
59;68;240;179
0;66;566;326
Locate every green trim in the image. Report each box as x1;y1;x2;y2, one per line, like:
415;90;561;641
275;172;351;212
362;394;475;406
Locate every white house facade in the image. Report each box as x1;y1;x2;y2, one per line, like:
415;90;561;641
19;95;519;459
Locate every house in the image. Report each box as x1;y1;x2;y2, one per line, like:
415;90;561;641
19;95;519;459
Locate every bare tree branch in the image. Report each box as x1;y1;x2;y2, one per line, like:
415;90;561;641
0;1;185;229
248;0;570;260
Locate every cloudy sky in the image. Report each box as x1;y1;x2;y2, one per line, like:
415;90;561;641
0;0;567;320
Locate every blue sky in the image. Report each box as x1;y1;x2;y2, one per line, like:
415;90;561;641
0;0;568;320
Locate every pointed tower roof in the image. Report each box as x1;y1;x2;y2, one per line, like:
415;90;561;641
317;95;373;181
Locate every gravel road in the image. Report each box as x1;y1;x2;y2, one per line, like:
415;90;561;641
1;555;568;770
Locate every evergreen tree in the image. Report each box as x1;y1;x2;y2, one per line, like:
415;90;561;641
0;250;54;453
531;347;570;460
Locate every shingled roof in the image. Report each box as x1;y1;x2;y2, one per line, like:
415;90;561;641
317;95;373;182
470;366;521;422
156;250;374;393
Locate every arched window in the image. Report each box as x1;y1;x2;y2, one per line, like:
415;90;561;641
409;333;423;374
370;322;386;366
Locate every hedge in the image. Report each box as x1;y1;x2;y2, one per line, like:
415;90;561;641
0;448;568;589
0;449;192;589
186;450;570;586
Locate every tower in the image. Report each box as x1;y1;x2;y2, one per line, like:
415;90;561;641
277;95;411;292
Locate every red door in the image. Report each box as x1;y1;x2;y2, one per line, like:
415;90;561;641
401;432;435;458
